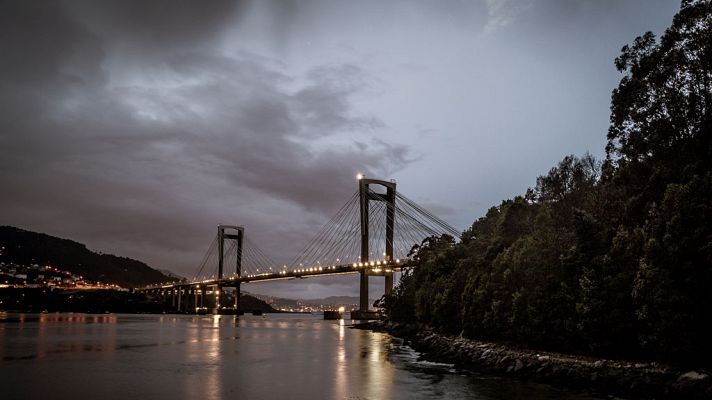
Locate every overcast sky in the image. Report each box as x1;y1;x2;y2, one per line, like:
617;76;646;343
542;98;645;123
0;0;680;299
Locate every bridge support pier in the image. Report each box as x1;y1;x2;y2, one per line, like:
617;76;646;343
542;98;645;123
192;288;197;312
358;177;396;314
176;286;183;312
359;270;369;312
218;225;244;313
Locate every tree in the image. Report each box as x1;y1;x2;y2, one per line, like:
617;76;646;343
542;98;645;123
605;0;712;363
607;0;711;171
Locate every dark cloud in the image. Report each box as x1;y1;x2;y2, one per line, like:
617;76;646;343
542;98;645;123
0;0;410;286
65;0;242;54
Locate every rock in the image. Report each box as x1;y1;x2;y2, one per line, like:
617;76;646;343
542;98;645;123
369;321;712;400
678;371;709;382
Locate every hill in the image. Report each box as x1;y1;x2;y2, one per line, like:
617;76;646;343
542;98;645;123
302;296;362;306
0;226;177;288
238;293;279;313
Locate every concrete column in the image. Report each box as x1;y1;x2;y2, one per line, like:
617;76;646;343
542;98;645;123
360;270;369;311
234;284;241;311
194;288;198;312
359;179;370;312
385;185;395;296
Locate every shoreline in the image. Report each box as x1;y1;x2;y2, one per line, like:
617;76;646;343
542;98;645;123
354;320;711;399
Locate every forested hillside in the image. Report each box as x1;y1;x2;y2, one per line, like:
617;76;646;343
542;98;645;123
383;0;712;366
0;226;176;288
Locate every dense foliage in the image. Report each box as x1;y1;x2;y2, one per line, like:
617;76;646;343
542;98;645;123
383;0;712;365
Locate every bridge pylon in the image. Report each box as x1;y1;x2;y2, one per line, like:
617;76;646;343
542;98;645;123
358;176;396;312
218;224;243;313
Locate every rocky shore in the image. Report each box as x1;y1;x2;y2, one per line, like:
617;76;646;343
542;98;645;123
354;321;711;399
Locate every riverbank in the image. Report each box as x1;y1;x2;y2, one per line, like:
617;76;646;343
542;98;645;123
354;321;711;399
0;287;278;314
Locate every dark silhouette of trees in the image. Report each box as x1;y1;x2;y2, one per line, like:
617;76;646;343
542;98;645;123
384;0;712;366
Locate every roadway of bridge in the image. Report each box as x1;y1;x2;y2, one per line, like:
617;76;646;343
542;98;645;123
139;260;408;290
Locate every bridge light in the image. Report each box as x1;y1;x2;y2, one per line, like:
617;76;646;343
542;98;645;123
357;173;364;180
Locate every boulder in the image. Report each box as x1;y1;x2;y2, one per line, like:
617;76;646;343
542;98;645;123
678;371;709;382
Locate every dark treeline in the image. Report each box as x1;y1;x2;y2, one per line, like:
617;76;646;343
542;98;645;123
383;0;711;366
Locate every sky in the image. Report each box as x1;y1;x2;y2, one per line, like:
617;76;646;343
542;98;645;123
0;0;681;299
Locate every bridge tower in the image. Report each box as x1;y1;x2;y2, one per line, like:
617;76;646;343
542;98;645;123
358;176;396;312
218;225;244;312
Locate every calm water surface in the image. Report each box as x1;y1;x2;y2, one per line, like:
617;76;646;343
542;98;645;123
0;313;605;400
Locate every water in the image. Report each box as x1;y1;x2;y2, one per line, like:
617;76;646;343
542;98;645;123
0;313;604;400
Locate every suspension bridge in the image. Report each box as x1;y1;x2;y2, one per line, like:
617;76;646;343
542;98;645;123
137;177;460;318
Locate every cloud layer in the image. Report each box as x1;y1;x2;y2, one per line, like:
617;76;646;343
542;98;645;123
0;0;680;298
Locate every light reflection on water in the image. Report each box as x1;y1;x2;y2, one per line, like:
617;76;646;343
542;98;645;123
0;313;604;400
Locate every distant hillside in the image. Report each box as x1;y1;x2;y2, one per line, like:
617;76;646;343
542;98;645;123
239;294;278;313
248;292;299;308
302;296;362;306
0;226;177;288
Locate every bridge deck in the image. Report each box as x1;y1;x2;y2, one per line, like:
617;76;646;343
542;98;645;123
138;261;406;290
